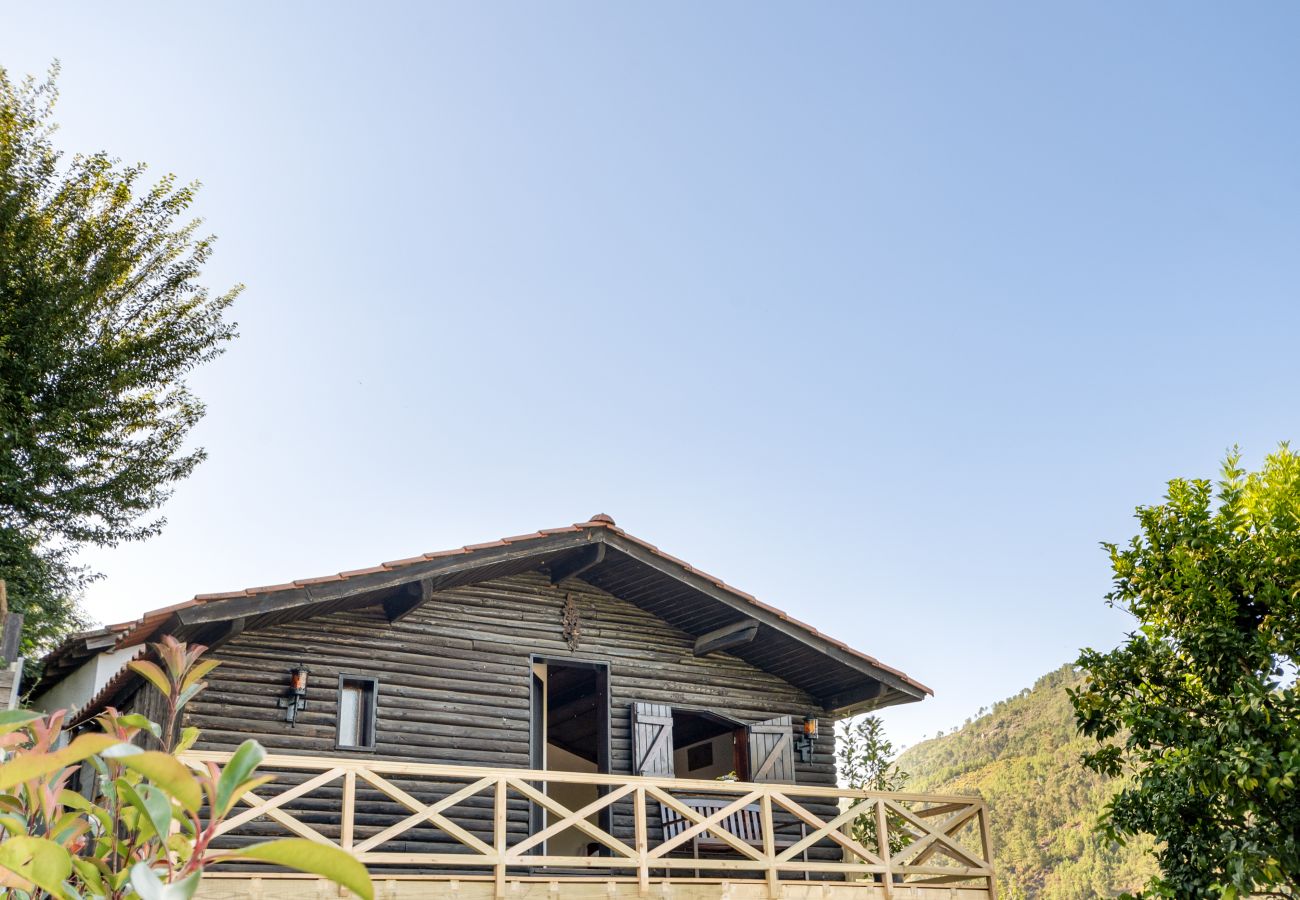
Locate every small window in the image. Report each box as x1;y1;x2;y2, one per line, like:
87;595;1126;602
336;675;378;750
686;741;714;772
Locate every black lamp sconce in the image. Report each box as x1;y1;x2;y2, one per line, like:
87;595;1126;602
795;717;818;763
277;666;309;725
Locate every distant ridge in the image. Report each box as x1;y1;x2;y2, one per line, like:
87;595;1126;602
896;665;1158;900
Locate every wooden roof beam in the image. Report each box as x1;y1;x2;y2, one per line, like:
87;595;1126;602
383;579;433;624
817;679;884;715
693;618;759;656
198;616;245;651
548;544;605;585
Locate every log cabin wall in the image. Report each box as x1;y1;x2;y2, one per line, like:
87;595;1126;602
176;572;839;868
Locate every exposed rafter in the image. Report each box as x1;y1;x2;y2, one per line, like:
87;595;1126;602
383;579;433;624
817;679;883;713
692;618;759;656
197;616;245;652
548;544;606;585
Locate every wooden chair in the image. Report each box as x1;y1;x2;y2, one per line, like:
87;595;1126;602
658;796;808;879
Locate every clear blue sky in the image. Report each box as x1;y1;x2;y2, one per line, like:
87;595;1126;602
5;3;1298;747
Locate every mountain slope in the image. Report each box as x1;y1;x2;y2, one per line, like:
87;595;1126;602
896;665;1157;899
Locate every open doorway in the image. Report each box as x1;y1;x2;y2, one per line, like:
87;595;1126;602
529;659;610;857
671;709;749;780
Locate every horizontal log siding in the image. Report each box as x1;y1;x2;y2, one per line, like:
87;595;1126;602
184;573;839;869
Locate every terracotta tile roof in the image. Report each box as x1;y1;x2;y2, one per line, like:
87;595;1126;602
40;514;932;705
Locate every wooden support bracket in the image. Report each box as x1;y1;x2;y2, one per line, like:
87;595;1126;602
817;679;883;712
548;544;606;585
383;579;433;624
692;619;759;656
201;616;246;652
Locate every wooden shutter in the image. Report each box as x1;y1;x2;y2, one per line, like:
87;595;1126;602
747;715;795;783
632;702;674;777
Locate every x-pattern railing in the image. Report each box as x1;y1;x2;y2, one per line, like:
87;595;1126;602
181;751;995;899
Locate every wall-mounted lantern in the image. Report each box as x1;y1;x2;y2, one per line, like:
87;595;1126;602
277;666;309;725
795;717;818;763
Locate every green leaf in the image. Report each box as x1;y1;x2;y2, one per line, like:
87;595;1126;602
71;857;105;894
231;774;276;807
128;861;163;900
117;714;164;740
116;751;202;813
174;726;200;754
0;812;29;837
71;857;104;894
176;682;205;710
129;861;201;900
115;778;148;837
221;839;372;900
180;658;221;692
0;835;73;899
130;660;173;697
121;781;172;843
57;788;95;813
49;811;91;846
0;709;40;736
0;734;122;790
215;740;266;818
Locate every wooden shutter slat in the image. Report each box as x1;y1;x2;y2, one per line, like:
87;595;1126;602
747;715;795;784
632;702;674;777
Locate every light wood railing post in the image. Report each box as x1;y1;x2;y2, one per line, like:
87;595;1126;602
338;769;357;899
340;770;356;853
633;785;649;896
840;809;852;880
978;803;998;900
494;776;507;900
875;798;893;899
759;789;778;899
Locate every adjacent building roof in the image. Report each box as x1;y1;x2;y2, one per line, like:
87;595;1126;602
37;515;932;722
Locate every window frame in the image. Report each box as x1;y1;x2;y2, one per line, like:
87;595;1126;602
334;674;379;752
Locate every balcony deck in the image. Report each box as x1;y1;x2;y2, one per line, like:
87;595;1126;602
182;752;996;900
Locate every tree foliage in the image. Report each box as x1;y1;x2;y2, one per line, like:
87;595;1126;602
1071;446;1300;899
0;65;239;654
0;636;372;899
900;665;1157;899
836;715;910;855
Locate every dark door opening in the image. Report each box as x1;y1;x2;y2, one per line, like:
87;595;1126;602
529;659;611;857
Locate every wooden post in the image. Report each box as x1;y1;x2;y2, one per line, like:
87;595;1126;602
337;770;357;898
634;785;650;896
875;798;893;900
0;579;23;667
340;770;356;852
978;804;998;900
840;802;854;878
494;777;508;900
760;790;778;900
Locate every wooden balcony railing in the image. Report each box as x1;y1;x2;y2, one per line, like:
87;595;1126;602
181;751;996;899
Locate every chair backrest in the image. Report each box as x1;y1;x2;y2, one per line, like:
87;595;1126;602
658;797;765;846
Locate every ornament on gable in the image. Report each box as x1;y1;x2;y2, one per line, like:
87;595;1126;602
562;593;582;651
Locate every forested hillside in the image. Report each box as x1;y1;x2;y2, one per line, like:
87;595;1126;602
895;665;1158;899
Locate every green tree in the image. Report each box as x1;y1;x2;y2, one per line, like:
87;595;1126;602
1071;445;1300;899
837;715;910;855
0;65;239;655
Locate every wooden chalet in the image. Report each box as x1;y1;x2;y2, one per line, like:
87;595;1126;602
30;515;996;899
